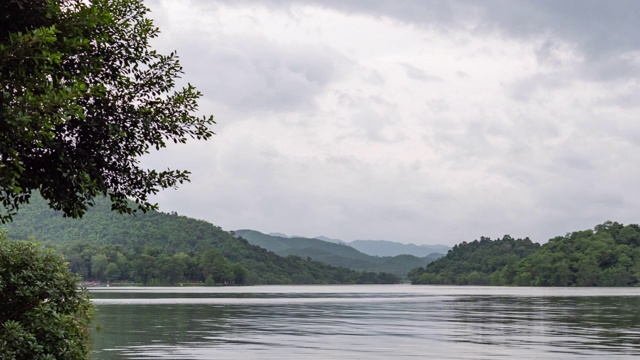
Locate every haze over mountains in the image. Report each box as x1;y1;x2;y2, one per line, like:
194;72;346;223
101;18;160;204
1;195;402;285
272;233;450;258
0;194;447;283
237;230;448;278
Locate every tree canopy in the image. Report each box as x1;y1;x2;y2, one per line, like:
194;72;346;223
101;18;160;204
409;221;640;287
504;221;640;286
0;0;214;222
409;235;540;285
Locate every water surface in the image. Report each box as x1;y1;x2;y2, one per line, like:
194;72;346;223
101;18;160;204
90;285;640;359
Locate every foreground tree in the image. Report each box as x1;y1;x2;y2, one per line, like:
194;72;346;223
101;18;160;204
0;233;93;359
1;0;214;357
0;0;215;221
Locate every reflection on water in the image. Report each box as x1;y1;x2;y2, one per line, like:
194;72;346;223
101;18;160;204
91;285;640;359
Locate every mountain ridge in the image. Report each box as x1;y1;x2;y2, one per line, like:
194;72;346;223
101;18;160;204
235;229;444;278
256;231;450;257
0;195;401;285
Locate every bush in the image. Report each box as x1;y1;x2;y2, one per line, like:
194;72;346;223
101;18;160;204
0;233;93;359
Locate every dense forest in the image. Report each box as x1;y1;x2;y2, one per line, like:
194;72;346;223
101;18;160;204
408;235;540;285
235;229;443;278
2;196;400;285
410;221;640;286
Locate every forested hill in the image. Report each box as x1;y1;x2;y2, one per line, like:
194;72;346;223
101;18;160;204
1;196;400;285
234;229;443;278
408;235;540;285
410;221;640;286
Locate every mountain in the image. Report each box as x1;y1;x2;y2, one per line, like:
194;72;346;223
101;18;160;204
349;239;450;257
234;230;442;278
1;195;400;285
278;233;451;258
314;235;344;244
409;221;640;287
268;232;291;238
277;233;450;256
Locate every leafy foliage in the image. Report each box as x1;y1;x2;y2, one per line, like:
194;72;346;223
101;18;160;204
0;232;92;359
0;0;215;222
3;195;400;285
410;221;640;287
505;221;640;286
409;235;540;285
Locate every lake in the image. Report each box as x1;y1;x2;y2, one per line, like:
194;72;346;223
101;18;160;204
90;285;640;359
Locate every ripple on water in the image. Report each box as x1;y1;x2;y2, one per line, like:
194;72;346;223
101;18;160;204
90;286;640;360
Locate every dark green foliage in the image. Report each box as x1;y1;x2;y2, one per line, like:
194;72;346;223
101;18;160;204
0;0;215;222
409;235;540;285
0;233;93;359
0;1;51;42
3;195;400;285
507;221;640;286
235;230;441;278
409;221;640;287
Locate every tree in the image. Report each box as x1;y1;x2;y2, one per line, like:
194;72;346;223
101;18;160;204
199;248;234;285
0;0;215;222
104;262;121;282
90;253;108;281
0;232;92;359
156;254;186;285
232;263;249;285
131;253;157;285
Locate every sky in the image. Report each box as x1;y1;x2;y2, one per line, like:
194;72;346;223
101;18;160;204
142;0;640;246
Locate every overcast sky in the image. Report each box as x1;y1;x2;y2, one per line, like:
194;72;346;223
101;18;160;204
142;0;640;246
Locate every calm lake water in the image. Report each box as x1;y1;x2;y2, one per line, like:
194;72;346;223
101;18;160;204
90;285;640;359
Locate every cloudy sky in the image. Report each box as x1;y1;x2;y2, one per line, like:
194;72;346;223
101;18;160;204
142;0;640;246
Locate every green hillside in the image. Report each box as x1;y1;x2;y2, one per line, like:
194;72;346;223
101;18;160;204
503;221;640;286
409;235;540;285
235;229;442;278
410;221;640;287
2;196;400;285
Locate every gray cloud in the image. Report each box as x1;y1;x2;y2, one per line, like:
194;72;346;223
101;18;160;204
149;23;349;115
486;0;640;59
214;0;640;55
215;0;640;85
400;63;443;83
213;0;457;25
580;56;640;83
143;0;640;246
197;39;345;113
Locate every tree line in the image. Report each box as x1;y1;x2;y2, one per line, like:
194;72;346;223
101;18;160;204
55;240;400;285
4;195;401;285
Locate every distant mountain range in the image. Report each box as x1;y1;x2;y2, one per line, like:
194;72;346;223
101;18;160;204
236;230;447;278
348;239;450;258
270;232;450;258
